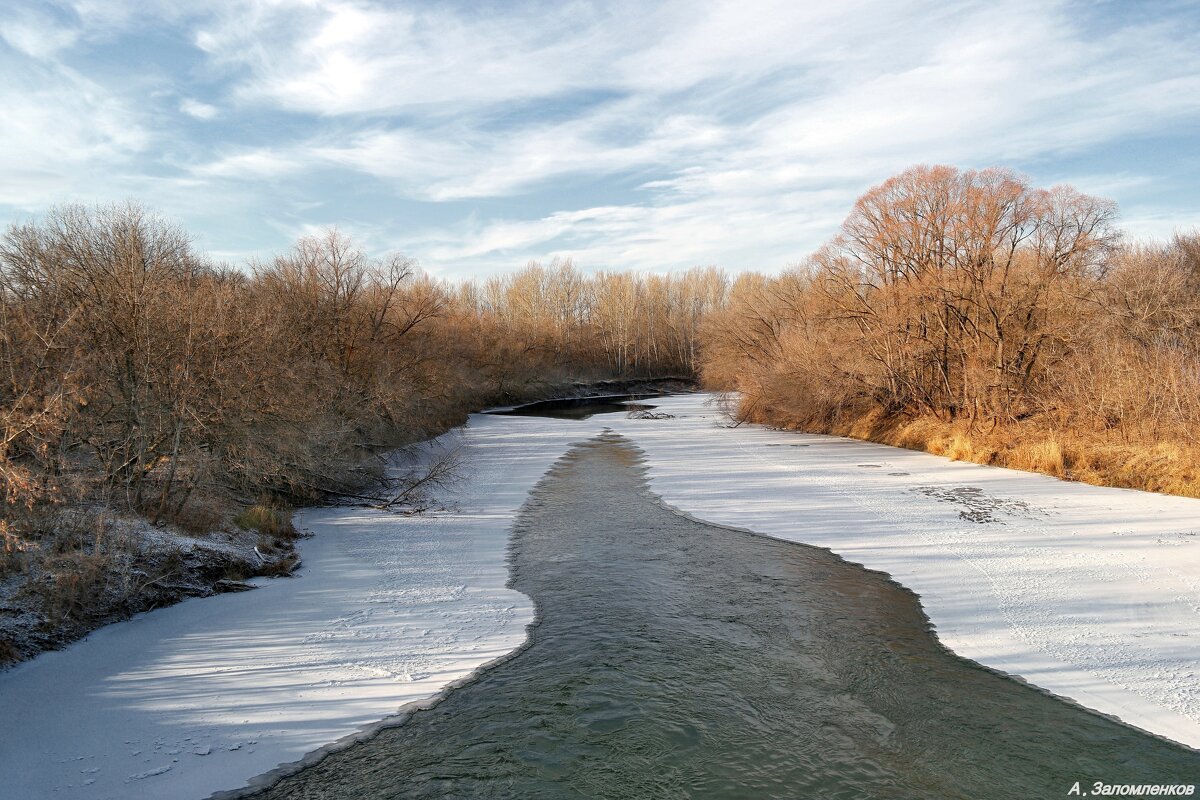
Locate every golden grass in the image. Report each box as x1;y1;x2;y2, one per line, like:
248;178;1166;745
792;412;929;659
750;402;1200;499
234;501;297;539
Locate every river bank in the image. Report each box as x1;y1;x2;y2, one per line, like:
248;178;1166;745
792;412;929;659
0;392;1196;799
0;377;690;669
0;412;612;799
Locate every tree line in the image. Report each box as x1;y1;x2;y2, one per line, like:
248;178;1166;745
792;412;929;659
702;165;1200;496
0;204;727;576
3;164;1198;606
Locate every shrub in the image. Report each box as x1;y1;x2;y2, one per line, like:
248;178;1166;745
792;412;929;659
29;550;126;627
234;501;297;539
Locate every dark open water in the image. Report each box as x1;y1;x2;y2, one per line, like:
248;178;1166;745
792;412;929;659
490;395;656;420
257;435;1199;799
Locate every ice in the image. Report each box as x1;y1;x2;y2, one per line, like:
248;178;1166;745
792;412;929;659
611;394;1200;750
2;392;1196;800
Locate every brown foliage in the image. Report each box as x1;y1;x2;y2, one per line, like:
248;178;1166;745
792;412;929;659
0;208;720;581
235;502;298;540
702;165;1200;497
467;259;728;383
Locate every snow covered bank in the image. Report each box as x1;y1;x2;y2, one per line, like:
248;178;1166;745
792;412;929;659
2;391;1195;800
0;413;606;800
611;394;1200;750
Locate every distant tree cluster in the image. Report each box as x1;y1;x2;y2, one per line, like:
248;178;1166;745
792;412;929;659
461;261;728;382
701;165;1200;495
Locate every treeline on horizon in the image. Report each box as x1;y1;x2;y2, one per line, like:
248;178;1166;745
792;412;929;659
2;162;1198;625
704;165;1200;498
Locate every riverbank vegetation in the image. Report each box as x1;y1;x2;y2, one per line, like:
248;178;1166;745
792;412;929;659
0;204;724;660
701;165;1200;498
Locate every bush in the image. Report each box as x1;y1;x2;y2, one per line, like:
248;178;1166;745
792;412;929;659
234;501;297;539
28;550;126;627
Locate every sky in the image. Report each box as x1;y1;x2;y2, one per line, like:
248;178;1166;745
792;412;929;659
2;0;1199;278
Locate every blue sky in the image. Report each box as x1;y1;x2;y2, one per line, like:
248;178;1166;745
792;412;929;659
2;0;1199;277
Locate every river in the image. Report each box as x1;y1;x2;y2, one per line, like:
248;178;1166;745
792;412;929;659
255;431;1200;799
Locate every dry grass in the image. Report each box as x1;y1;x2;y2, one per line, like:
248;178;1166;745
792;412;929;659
236;501;301;578
781;408;1200;499
32;551;126;626
741;396;1200;498
257;552;300;577
11;510;140;628
0;537;24;579
234;501;298;539
158;495;226;536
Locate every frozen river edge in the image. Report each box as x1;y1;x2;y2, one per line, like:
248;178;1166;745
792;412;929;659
622;395;1200;755
1;393;1197;799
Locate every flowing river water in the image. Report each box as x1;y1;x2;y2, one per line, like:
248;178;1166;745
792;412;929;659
257;433;1199;799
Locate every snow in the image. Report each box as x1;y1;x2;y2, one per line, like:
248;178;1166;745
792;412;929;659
606;394;1200;751
0;413;608;800
1;392;1197;800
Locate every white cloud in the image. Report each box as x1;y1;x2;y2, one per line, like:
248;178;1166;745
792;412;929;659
1119;208;1200;243
192;149;304;179
0;57;150;207
179;98;219;119
438;1;1200;272
3;0;1200;276
0;10;80;60
194;1;624;115
193;0;948;119
411;190;849;275
305;106;728;200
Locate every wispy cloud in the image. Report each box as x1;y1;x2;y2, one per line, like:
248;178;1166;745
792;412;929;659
0;8;79;59
1;0;1198;274
0;57;150;208
179;98;219;120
